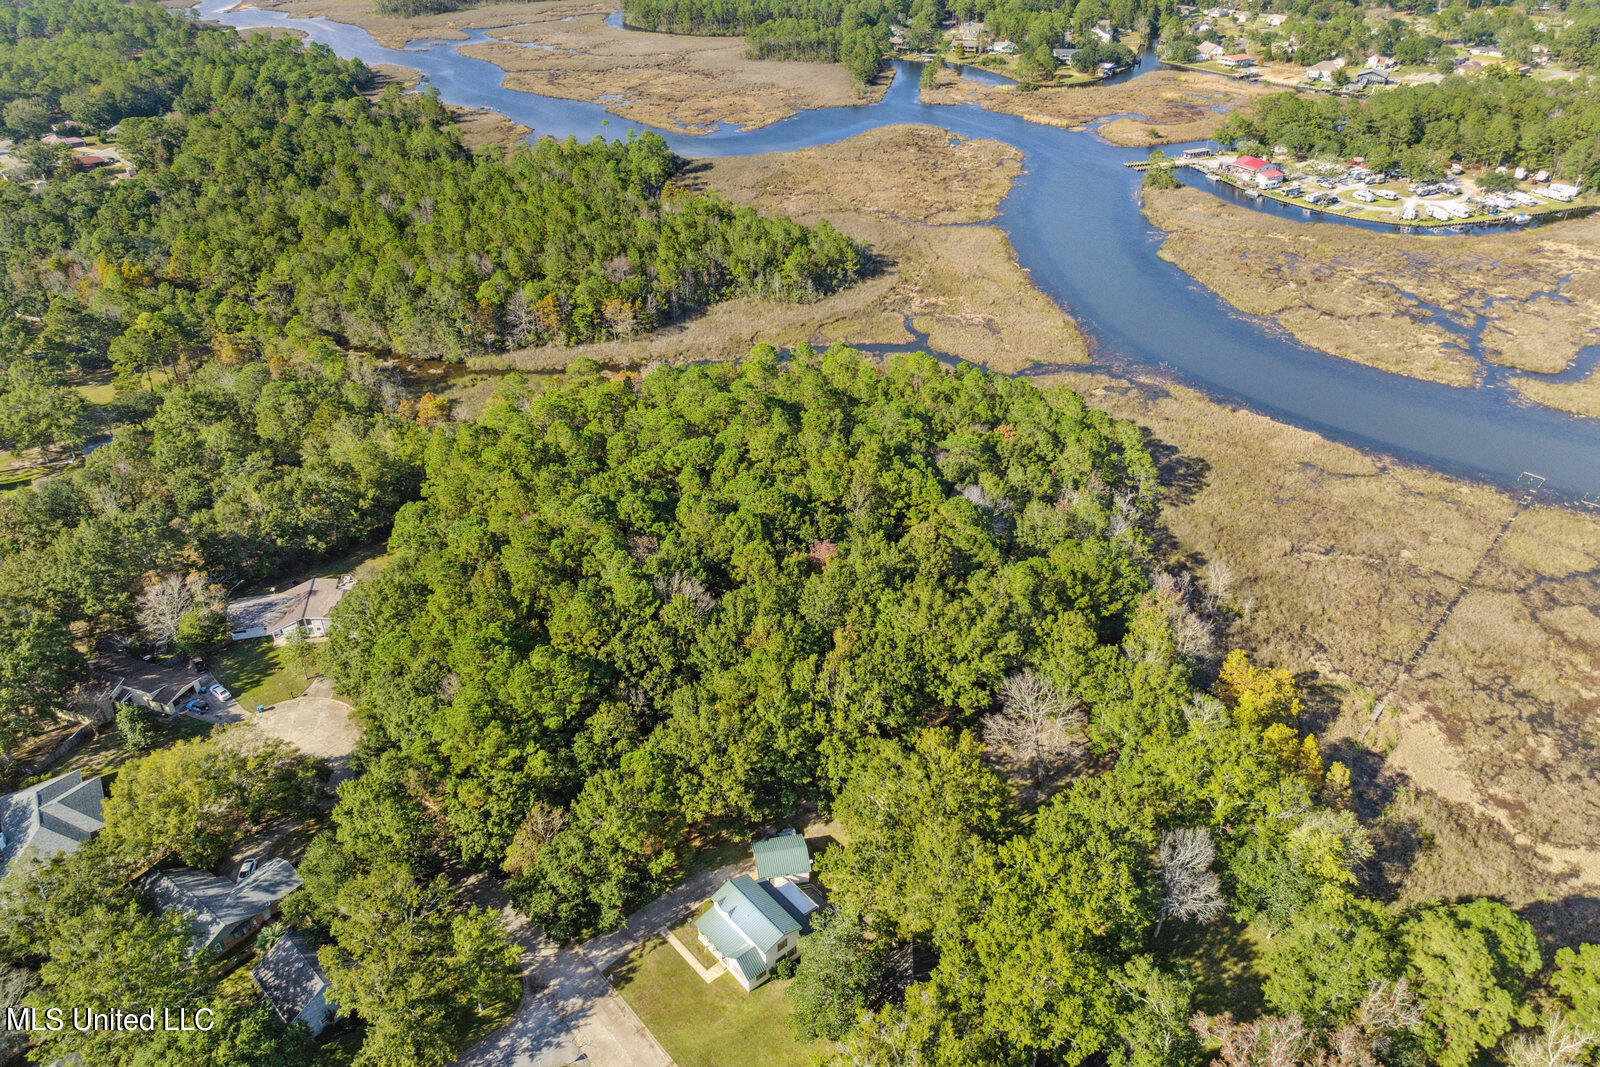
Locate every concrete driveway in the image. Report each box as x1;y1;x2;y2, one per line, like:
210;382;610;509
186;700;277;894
455;887;672;1067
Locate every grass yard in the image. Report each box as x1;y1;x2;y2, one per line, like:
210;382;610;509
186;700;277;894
210;640;314;710
613;938;827;1067
22;715;212;789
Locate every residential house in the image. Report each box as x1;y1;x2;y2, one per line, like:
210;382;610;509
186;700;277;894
227;576;354;643
147;858;302;954
1217;53;1256;68
39;133;85;148
1196;41;1224;60
0;771;105;879
1263;13;1286;26
1227;155;1284;187
1304;58;1345;81
1091;21;1115;43
952;21;986;52
694;875;810;992
253;933;338;1036
1052;47;1079;62
1365;54;1394;69
92;653;211;717
1350;69;1395;88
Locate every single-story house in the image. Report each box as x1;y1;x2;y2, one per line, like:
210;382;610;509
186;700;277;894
0;771;105;879
1227;155;1284;187
753;834;812;883
1365;54;1394;69
1052;47;1078;62
147;858;302;954
695;875;810;992
253;933;338;1036
1350;69;1395;88
228;576;354;643
1196;41;1224;60
39;133;84;148
92;653;210;717
1304;58;1344;81
1217;53;1255;68
72;154;112;169
1263;13;1286;26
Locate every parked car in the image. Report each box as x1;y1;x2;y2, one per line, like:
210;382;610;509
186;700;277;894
190;657;208;673
236;858;257;884
183;697;208;713
209;684;232;702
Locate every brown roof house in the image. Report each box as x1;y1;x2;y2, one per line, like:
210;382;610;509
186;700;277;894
147;859;302;954
0;771;106;879
253;933;338;1036
227;576;354;643
91;653;211;717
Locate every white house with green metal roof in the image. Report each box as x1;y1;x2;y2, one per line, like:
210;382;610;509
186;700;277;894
695;874;804;991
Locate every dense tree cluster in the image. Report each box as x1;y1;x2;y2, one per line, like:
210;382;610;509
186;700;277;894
1219;75;1600;185
324;350;1160;937
0;0;862;761
0;1;859;368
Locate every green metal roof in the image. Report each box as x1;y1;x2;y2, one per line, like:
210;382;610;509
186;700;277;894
751;835;812;881
731;947;766;984
708;875;799;955
695;903;748;960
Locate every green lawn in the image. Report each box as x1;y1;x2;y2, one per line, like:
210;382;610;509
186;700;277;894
210;640;314;710
613;938;827;1067
22;714;212;790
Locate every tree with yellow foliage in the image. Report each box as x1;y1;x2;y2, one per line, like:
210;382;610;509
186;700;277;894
1216;649;1302;733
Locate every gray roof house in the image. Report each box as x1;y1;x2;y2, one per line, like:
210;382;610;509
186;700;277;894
0;771;106;879
147;859;302;953
695;875;808;991
227;576;354;643
752;834;811;883
253;933;337;1036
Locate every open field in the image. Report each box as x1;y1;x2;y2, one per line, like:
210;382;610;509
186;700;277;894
612;937;825;1067
1141;185;1600;402
239;0;885;132
920;65;1274;146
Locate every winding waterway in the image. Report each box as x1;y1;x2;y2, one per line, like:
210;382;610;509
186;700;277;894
196;0;1600;498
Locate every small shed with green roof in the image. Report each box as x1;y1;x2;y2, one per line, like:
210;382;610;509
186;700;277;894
751;833;811;883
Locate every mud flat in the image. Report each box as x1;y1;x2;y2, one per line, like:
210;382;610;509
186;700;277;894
920;66;1273;146
1141;186;1600;405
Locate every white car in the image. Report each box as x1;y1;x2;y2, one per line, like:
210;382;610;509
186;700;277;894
209;684;232;702
236;858;257;884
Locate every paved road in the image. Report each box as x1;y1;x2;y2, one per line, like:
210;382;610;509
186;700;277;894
456;892;673;1067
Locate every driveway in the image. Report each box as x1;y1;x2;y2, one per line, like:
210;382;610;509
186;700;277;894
579;858;752;973
233;677;361;785
456;885;672;1067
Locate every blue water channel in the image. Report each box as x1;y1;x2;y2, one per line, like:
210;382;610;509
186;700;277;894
194;0;1600;499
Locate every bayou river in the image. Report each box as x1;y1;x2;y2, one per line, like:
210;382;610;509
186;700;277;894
196;0;1600;498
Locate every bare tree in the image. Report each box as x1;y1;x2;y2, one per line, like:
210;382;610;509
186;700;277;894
982;671;1085;784
1183;694;1229;729
1192;1012;1315;1067
1505;1015;1597;1067
654;571;716;617
136;573;214;650
1326;979;1423;1065
1155;827;1224;938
